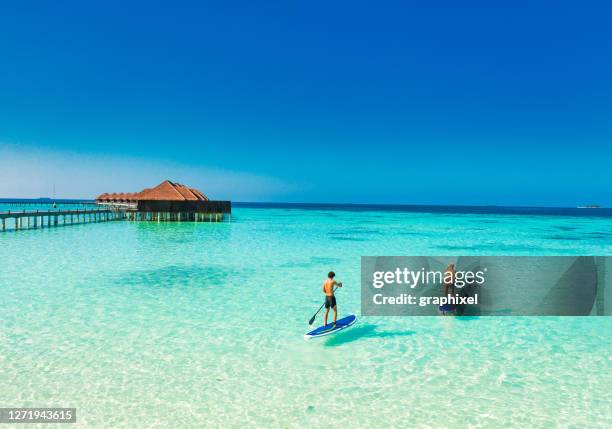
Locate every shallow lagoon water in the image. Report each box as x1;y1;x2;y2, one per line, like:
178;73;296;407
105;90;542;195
1;207;611;428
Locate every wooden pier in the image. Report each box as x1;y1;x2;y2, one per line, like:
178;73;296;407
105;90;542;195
0;208;127;232
1;195;231;232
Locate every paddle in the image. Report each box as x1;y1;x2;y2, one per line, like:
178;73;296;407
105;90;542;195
308;286;339;326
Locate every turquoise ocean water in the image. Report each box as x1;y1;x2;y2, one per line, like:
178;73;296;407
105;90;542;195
1;205;611;428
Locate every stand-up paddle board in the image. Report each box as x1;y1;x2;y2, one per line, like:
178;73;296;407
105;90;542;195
304;314;357;340
439;304;456;315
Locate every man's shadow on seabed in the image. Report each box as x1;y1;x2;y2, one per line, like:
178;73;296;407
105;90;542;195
323;324;417;347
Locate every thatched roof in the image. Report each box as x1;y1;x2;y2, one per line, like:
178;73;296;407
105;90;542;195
96;180;209;202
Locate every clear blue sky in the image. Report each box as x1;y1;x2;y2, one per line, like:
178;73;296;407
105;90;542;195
1;1;610;205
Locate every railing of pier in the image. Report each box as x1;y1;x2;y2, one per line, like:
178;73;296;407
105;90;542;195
0;208;128;232
1;207;232;232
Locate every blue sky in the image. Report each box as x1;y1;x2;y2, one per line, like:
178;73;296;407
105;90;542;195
1;1;610;205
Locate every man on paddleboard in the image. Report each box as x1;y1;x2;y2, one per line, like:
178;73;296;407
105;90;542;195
323;271;342;327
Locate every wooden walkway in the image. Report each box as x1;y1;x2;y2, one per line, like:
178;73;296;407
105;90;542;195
0;208;127;232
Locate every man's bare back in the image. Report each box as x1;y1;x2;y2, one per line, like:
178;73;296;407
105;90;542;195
323;271;342;326
323;278;337;296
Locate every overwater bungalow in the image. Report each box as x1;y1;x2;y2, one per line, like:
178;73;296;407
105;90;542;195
96;180;231;222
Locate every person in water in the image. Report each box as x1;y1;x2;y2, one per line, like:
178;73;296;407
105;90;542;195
323;271;343;327
443;263;456;297
440;263;456;315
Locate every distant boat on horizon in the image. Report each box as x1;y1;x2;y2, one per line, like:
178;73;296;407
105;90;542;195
577;204;601;209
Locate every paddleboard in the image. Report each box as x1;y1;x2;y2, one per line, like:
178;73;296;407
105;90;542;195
304;314;357;340
439;304;456;313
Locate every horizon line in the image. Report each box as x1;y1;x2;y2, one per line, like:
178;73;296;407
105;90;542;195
0;197;606;210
